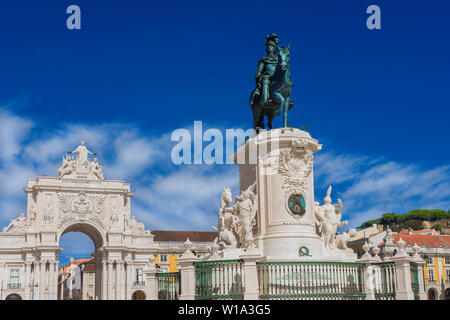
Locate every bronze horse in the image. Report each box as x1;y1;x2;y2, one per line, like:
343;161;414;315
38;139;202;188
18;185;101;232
249;46;294;131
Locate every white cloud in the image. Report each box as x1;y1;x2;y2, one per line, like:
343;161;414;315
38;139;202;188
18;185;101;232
134;165;239;230
1;106;448;240
0;107;240;234
315;150;450;229
0;108;33;163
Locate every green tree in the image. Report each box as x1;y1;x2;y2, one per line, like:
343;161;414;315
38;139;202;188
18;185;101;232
432;224;442;232
380;213;399;225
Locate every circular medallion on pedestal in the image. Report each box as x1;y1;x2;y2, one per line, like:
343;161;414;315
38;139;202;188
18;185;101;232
287;193;306;217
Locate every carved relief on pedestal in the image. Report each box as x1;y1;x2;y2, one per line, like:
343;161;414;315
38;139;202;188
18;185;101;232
277;139;313;219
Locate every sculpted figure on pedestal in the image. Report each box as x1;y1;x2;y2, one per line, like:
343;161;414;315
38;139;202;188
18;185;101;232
315;186;348;251
2;213;27;233
213;182;259;250
213;188;238;248
233;182;258;249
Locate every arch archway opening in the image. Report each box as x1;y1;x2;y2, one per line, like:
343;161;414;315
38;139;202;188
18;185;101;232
5;293;22;300
427;288;437;300
132;290;146;300
58;224;103;300
445;288;450;300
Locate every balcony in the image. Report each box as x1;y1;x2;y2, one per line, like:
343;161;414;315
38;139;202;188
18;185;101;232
7;283;21;289
133;281;146;287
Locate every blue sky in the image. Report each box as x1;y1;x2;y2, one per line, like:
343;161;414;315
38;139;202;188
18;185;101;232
0;0;449;263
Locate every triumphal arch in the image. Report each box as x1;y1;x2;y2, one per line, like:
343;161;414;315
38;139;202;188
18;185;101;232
0;142;158;300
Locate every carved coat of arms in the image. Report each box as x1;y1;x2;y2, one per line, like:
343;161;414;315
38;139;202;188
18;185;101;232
277;139;313;217
57;192;107;224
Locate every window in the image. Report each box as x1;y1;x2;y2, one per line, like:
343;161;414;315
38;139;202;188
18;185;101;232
88;273;94;280
160;255;168;262
445;258;450;265
446;269;450;281
427;258;433;264
9;269;19;288
136;268;144;284
428;269;435;282
89;284;94;290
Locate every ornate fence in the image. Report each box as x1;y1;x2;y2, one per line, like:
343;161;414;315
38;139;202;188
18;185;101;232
256;261;365;300
194;259;244;300
373;262;396;300
157;272;180;300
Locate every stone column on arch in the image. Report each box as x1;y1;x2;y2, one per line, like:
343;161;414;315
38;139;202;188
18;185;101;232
125;260;132;300
121;261;126;300
102;259;107;300
49;260;58;300
24;261;32;300
40;261;47;299
39;262;45;300
107;260;114;300
33;262;40;300
116;261;123;300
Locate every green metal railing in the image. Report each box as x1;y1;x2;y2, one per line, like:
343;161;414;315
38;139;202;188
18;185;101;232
373;262;396;300
157;272;180;300
257;261;365;300
194;260;244;300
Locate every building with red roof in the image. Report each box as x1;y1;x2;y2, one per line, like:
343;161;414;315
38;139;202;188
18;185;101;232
349;228;450;300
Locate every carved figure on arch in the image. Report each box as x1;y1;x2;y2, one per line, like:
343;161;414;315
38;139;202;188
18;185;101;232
72;140;93;168
90;158;105;180
58;154;76;178
2;213;27;233
44;203;54;224
129;216;150;235
28;205;36;226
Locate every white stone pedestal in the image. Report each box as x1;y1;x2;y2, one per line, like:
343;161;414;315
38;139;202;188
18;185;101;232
234;128;327;261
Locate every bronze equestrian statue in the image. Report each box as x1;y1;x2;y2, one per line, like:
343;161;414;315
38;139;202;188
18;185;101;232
249;33;294;131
